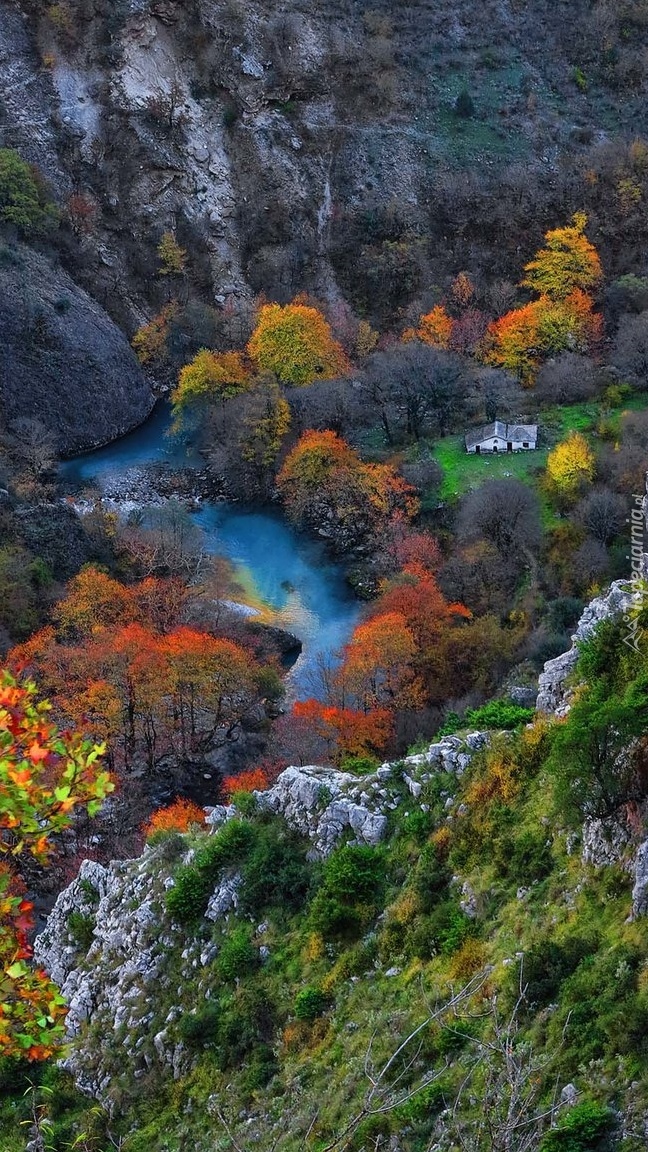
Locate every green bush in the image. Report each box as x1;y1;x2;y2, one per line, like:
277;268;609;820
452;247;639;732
412;844;451;912
166;820;256;923
499;829;554;885
308;845;386;939
67;910;95;952
294;987;328;1020
540;1101;614;1152
239;822;313;916
177;1005;220;1048
454;87;475;118
217;925;259;982
432;901;474;954
339;755;380;775
439;700;534;735
216;983;277;1069
521;935;597;1009
0;149;53;232
240;1043;278;1090
230;790;259;817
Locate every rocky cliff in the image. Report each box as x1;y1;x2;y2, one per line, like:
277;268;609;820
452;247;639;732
2;0;646;327
0;242;154;453
34;735;482;1105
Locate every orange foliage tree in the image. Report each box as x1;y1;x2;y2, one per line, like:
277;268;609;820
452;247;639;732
1;670;112;1059
10;574;269;772
143;797;205;838
277;430;418;546
403;304;453;348
486;291;602;385
222;767;272;799
292;700;393;763
341;612;422;711
486;214;603;384
247;300;350;386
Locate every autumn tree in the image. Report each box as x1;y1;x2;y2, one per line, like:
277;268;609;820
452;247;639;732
486;293;602;385
54;566;139;638
247;300;350;386
143;797;205;838
157;231;187;277
292;699;393;762
521;212;602;300
1;670;112;1059
486;215;603;385
132;302;179;365
341;611;422;712
403;304;453;349
277;430;418;547
545;431;595;505
172;349;251;417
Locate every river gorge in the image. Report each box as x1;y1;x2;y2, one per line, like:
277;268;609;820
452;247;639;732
60;404;361;700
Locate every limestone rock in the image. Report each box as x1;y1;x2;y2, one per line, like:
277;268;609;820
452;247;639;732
632;841;648;918
536;582;640;715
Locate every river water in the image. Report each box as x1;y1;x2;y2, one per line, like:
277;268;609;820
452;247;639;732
60;406;361;699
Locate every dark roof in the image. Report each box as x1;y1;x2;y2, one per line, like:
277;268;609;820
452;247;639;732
464;421;507;450
507;424;538;442
465;422;538;449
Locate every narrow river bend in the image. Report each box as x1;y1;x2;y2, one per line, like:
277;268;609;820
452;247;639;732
60;405;361;700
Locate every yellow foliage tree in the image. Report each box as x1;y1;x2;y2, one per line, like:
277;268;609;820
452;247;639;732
172;349;251;415
545;431;595;503
521;212;602;300
247;301;350;386
132;302;179;364
157;231;187;277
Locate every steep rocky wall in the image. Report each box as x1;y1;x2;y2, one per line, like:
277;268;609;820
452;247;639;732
0;243;154;452
1;0;635;326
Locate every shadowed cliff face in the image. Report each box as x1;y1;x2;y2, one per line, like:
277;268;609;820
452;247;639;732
0;244;153;453
2;0;647;329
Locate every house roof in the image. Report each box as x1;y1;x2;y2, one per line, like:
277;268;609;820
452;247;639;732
465;422;538;448
464;421;507;450
507;424;538;441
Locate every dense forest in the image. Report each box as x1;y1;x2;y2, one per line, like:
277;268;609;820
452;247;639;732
2;0;648;1148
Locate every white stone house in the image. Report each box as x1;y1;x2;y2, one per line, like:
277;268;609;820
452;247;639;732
465;421;538;454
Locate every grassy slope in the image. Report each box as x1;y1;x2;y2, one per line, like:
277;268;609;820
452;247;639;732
5;704;648;1152
431;395;648;501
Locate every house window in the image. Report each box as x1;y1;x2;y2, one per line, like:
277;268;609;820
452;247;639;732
523;441;529;448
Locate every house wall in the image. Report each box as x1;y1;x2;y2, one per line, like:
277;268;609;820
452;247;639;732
467;437;537;453
467;436;508;454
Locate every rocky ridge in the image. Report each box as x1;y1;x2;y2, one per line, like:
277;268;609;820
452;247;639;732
33;734;485;1102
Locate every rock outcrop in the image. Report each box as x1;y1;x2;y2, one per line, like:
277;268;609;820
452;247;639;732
35;736;484;1102
536;581;640;715
0;244;154;453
